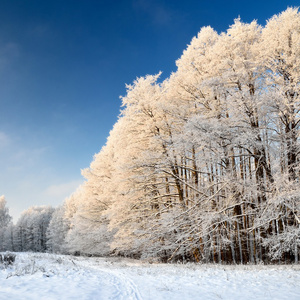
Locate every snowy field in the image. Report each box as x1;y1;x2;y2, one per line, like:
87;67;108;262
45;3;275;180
0;253;299;300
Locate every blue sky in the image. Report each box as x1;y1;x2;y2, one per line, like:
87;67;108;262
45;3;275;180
0;0;298;221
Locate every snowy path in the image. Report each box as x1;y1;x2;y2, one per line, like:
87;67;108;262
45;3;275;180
0;253;300;300
0;254;143;300
92;268;142;300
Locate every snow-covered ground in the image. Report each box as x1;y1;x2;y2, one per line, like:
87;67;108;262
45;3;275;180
0;253;299;300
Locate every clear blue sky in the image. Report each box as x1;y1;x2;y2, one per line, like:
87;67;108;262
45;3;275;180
0;0;298;221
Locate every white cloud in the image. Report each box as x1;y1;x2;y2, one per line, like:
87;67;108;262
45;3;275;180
29;24;50;37
0;42;20;70
0;130;82;220
0;131;11;149
133;0;173;26
44;180;83;199
12;146;49;164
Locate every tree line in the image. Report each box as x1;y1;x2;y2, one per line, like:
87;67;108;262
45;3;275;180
0;196;54;253
1;8;299;263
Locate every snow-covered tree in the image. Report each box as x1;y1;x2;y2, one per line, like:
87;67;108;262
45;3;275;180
22;8;299;264
46;205;69;253
14;206;54;252
0;195;12;251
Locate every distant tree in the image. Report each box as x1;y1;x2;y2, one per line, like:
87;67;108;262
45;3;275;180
46;205;69;253
14;206;54;252
0;195;12;251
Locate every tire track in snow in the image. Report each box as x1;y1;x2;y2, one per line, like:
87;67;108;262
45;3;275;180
74;258;143;300
101;268;142;300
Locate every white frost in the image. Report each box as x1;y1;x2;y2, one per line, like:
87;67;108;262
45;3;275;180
0;253;299;300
